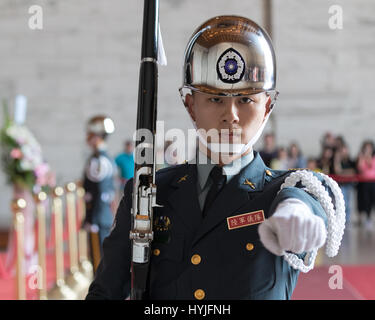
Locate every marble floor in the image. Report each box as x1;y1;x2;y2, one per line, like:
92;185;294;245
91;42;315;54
318;211;375;266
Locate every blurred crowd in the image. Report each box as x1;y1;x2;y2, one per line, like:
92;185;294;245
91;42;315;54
259;132;375;231
112;132;375;231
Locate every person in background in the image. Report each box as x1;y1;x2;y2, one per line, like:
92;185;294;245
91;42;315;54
259;132;278;167
287;142;307;169
356;140;375;232
333;142;356;227
115;140;135;194
307;157;320;172
317;146;334;175
270;147;289;170
321;132;336;150
83;115;116;261
334;135;346;151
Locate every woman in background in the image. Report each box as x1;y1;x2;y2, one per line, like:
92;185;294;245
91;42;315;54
288;142;307;169
333;143;356;227
356;140;375;232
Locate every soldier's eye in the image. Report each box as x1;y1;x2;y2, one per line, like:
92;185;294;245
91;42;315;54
209;97;222;103
239;97;254;104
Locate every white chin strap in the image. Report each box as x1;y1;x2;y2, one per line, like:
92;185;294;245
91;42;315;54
192;109;273;155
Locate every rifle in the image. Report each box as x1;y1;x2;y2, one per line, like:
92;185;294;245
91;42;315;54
129;0;160;300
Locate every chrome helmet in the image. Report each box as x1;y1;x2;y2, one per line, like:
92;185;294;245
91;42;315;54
87;115;115;138
179;15;278;106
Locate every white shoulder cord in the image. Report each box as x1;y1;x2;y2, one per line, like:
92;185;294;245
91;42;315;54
279;170;346;273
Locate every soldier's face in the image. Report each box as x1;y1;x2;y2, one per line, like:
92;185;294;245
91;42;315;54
86;133;102;149
186;91;271;161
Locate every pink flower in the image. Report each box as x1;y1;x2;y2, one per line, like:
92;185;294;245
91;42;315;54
35;163;50;186
10;148;22;159
16;138;25;145
35;163;49;177
47;171;56;187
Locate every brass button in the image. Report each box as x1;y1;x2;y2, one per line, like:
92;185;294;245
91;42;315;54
191;254;201;265
153;249;160;256
194;289;205;300
246;243;254;251
266;170;272;177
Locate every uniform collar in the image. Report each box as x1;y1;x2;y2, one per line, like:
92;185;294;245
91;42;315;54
167;150;269;240
172;150;267;194
196;149;255;190
236;151;267;192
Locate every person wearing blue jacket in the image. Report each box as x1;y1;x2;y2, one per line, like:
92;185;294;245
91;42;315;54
83;115;116;262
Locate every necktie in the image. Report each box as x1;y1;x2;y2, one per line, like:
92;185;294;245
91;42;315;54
202;166;227;217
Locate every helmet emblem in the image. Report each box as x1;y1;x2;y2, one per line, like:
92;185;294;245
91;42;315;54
216;48;245;83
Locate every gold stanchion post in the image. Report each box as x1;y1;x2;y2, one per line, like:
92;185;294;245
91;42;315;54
11;198;27;300
90;227;101;274
35;191;48;300
64;182;90;299
48;187;77;300
76;184;93;282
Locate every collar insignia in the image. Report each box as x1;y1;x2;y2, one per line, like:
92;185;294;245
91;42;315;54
244;179;256;189
178;175;188;183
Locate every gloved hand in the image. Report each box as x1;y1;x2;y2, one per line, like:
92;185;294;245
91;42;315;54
258;198;327;256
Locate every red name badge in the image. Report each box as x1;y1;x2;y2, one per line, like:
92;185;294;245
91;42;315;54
227;210;265;230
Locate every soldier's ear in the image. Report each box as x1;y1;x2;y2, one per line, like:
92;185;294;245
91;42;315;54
185;93;196;122
264;95;272;118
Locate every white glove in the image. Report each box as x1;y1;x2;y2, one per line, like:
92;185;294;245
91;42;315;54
258;198;327;256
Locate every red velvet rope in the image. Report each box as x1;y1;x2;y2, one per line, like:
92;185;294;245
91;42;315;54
1;193;84;280
329;174;375;183
0;253;12;279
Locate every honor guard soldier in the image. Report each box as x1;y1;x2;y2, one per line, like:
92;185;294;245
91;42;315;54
83;115;116;261
86;16;344;300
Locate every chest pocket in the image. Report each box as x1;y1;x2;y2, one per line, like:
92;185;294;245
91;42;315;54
218;225;276;297
149;234;184;290
218;226;261;265
151;234;184;263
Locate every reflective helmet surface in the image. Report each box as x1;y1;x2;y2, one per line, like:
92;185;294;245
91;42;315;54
180;15;276;97
87;115;115;136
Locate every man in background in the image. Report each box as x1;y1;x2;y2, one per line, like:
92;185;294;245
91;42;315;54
259;132;278;167
83;115;116;268
115;139;134;194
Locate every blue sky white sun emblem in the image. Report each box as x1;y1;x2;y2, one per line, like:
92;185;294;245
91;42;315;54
217;48;245;83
